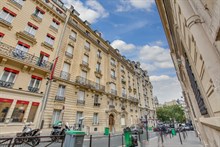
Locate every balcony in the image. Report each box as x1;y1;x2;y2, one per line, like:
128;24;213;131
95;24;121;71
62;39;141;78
80;61;90;71
65;51;73;58
0;18;12;29
77;99;85;105
94;103;101;107
55;95;65;101
16;31;37;45
0;80;14;88
31;13;42;22
75;76;105;92
0;42;53;72
110;89;117;95
28;86;39;93
8;0;23;9
109;105;115;109
60;71;70;80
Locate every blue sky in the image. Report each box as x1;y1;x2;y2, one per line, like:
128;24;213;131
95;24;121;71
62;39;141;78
63;0;182;103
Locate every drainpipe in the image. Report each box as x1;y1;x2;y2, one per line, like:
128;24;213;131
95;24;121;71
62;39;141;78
38;8;72;129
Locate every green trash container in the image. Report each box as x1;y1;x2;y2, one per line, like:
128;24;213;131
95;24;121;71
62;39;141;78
64;130;85;147
171;128;176;136
104;127;109;135
123;127;132;147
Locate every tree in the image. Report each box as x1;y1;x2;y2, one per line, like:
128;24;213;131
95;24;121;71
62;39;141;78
156;105;186;123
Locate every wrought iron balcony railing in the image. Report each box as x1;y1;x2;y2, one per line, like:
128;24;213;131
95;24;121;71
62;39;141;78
28;86;39;93
110;89;117;95
60;71;70;80
0;80;14;88
109;105;115;109
55;95;65;101
94;103;101;107
75;76;105;92
77;99;85;105
0;42;53;71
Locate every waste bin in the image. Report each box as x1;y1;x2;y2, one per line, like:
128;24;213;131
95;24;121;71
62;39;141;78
104;127;109;135
64;130;85;147
171;128;176;136
123;127;132;147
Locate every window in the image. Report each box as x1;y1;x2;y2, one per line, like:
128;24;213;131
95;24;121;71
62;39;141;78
27;102;39;122
0;67;19;86
33;7;45;19
111;70;116;78
84;41;90;50
29;75;42;88
83;55;89;64
66;45;74;57
94;94;99;103
97;50;101;58
0;7;16;24
121;114;125;126
57;85;65;97
38;51;49;67
61;62;70;80
13;41;30;59
0;98;13;123
51;18;60;30
81;71;87;79
11;100;29;122
25;22;38;36
76;111;83;124
45;34;55;46
96;77;100;84
12;0;25;6
78;90;85;100
110;58;116;66
52;110;61;124
62;63;70;73
93;113;98;124
0;32;5;42
111;83;116;90
122;87;126;95
70;31;77;40
96;63;101;72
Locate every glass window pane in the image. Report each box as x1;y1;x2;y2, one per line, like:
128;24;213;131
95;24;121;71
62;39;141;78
29;78;35;87
8;73;16;83
11;101;28;122
0;11;7;20
67;46;73;54
78;91;85;100
0;99;13;123
27;103;39;122
52;110;61;124
34;80;40;88
1;71;9;81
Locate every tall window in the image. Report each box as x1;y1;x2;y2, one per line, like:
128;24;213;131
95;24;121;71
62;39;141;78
38;51;49;67
13;0;25;6
27;102;39;122
93;113;99;124
33;7;45;19
0;98;13;123
70;31;77;41
84;41;90;50
14;41;30;59
96;77;100;84
57;85;65;97
52;110;61;124
122;87;126;95
110;58;116;66
94;94;99;104
25;22;38;36
0;67;19;87
81;71;87;79
76;111;83;124
62;62;70;73
29;75;42;90
78;90;85;100
0;7;16;24
0;32;5;42
51;18;60;30
83;55;89;64
111;70;116;78
97;50;101;58
111;83;116;90
45;34;55;46
96;63;101;71
11;100;29;122
66;45;73;56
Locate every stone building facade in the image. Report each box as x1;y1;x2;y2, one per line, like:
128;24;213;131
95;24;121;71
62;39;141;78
0;0;156;134
156;0;220;146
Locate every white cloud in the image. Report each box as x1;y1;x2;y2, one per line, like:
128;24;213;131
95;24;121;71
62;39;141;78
150;76;182;103
140;63;157;72
116;0;155;12
150;75;171;81
111;40;135;53
63;0;108;23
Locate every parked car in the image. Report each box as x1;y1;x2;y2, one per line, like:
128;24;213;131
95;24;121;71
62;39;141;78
130;125;143;134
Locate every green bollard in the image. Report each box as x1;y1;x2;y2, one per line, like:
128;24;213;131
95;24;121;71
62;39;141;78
123;127;132;147
171;128;176;136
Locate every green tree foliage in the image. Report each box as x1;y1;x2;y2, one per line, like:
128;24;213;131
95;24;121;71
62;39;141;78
156;105;186;123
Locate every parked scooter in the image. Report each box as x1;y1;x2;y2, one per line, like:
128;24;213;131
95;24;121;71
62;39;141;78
50;121;71;141
15;123;41;146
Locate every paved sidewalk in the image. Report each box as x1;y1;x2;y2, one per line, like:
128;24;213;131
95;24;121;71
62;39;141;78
139;131;203;147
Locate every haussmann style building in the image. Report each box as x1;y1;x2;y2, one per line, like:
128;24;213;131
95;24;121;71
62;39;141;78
156;0;220;146
0;0;157;135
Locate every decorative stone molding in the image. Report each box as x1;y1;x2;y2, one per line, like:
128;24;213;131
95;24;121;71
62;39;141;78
16;31;37;45
0;18;13;30
41;42;54;51
0;58;7;66
80;63;90;71
94;71;102;78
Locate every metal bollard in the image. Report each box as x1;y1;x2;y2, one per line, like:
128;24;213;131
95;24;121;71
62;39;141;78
182;131;186;140
122;134;124;146
89;135;92;147
160;131;164;143
108;134;110;147
178;130;183;144
170;132;171;138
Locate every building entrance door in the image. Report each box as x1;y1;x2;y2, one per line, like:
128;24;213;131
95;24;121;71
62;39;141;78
109;114;115;132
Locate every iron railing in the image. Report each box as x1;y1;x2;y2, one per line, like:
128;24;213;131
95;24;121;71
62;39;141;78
55;95;65;101
75;76;105;92
0;80;14;88
8;0;23;9
60;71;70;80
28;86;39;93
0;42;53;71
